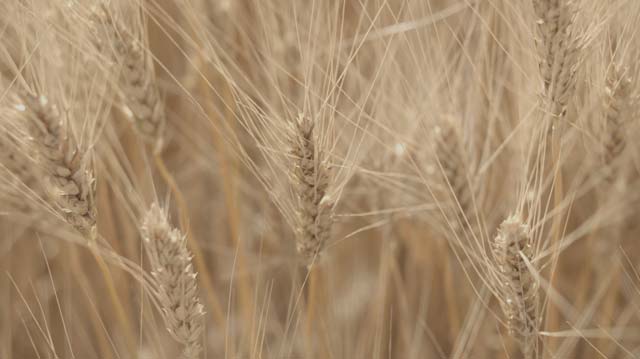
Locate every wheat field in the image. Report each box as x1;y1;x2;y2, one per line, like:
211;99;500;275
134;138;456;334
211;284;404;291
0;0;639;358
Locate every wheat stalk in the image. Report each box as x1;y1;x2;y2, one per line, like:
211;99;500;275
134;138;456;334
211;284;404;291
18;93;96;238
532;0;582;118
290;114;334;267
141;203;204;359
492;215;539;359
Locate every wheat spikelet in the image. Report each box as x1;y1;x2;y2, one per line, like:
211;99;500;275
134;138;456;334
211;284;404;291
141;203;204;359
290;114;333;266
532;0;582;117
93;5;166;150
18;93;96;238
492;215;538;359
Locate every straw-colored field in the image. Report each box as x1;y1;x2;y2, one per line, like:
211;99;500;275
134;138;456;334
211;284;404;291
1;0;639;358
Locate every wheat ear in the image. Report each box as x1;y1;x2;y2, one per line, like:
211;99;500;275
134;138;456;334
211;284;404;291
435;117;473;225
141;203;204;359
493;215;539;359
593;66;637;353
290;114;334;266
532;0;582;118
93;6;166;151
602;66;633;169
19;93;96;237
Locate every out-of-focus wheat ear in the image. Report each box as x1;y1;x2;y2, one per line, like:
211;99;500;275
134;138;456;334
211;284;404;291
141;203;204;359
93;5;166;152
119;38;166;151
434;117;473;227
432;116;471;338
290;114;334;267
492;215;539;359
602;66;633;171
18;93;97;238
532;0;582;118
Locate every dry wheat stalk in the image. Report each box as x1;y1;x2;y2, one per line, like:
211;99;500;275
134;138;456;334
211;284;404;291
19;93;96;237
532;0;582;118
141;203;204;359
492;215;539;359
290;114;333;266
93;6;166;150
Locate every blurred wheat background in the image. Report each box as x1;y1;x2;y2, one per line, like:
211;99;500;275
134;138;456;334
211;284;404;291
1;0;639;358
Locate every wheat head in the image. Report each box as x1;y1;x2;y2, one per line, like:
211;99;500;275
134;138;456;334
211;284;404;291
290;113;334;267
19;93;96;238
493;215;539;359
141;203;204;359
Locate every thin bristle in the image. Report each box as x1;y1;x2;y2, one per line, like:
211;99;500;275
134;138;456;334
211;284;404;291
290;114;333;266
493;215;538;359
141;203;204;359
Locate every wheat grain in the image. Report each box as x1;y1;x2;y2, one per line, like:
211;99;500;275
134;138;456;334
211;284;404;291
290;114;333;267
492;215;538;359
141;203;204;359
18;93;96;238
